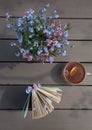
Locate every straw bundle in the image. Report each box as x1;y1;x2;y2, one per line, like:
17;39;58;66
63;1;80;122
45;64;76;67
23;83;63;119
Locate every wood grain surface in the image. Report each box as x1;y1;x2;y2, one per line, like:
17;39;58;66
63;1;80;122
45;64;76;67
0;0;92;129
0;110;92;130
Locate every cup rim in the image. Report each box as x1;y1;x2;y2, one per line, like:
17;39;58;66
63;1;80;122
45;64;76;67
63;62;86;84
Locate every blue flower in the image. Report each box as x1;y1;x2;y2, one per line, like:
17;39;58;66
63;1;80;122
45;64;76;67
20;48;25;53
44;46;48;52
29;34;34;38
38;83;41;88
10;42;16;46
17;18;24;26
6;24;12;28
16;33;23;43
6;12;11;19
30;47;33;50
49;57;54;63
39;15;46;20
63;30;68;38
37;50;43;55
64;40;70;45
52;10;57;14
29;28;34;33
36;26;41;31
62;50;67;56
56;43;61;48
39;8;46;14
44;3;50;8
48;15;53;19
28;20;34;25
25;50;29;54
29;9;35;14
28;40;31;44
54;14;59;18
34;41;38;47
70;45;75;48
26;86;33;94
15;52;20;57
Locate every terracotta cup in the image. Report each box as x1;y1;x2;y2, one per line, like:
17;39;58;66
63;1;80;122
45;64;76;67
63;62;91;84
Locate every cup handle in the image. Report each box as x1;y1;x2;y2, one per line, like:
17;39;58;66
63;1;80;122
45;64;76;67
86;72;92;76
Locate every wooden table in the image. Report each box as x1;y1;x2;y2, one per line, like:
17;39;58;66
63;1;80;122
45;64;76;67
0;0;92;129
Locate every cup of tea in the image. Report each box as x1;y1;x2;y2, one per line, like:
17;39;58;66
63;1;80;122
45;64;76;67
63;62;91;84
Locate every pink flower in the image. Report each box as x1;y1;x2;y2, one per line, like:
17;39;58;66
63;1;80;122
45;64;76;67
51;23;55;27
33;83;38;91
46;39;53;46
22;53;33;61
43;29;48;33
22;53;28;58
53;40;58;45
50;47;54;51
49;56;54;63
27;55;33;61
63;23;67;29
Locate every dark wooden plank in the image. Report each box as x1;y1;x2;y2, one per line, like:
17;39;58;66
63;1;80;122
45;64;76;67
0;63;91;85
0;40;24;61
0;110;92;130
1;18;92;39
0;0;92;18
0;40;92;62
0;86;92;109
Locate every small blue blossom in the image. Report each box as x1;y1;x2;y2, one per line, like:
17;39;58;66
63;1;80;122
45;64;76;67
63;30;68;38
39;25;43;29
6;12;11;19
56;43;61;48
29;20;34;25
54;14;59;18
32;89;35;93
27;40;31;44
34;42;38;47
64;40;70;45
30;47;33;50
10;42;16;47
36;26;41;31
70;45;75;48
62;50;67;56
29;34;34;38
6;23;12;28
16;33;23;43
48;15;53;19
44;3;50;8
15;52;20;57
38;83;41;88
26;86;33;94
52;10;57;14
17;18;24;26
39;8;46;14
25;50;29;54
29;28;34;33
20;48;25;53
49;57;54;63
61;43;64;48
29;9;35;14
44;46;48;52
37;50;43;55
